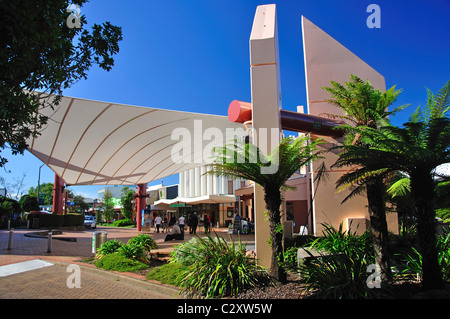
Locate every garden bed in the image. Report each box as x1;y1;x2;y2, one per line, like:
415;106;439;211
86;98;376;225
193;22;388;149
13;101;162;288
25;230;77;242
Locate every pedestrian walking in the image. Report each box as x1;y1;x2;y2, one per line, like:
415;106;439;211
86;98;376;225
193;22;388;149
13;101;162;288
154;214;162;233
179;215;185;235
189;213;198;234
204;213;211;233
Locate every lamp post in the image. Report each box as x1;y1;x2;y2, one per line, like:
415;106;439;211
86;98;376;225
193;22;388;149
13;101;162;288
37;163;45;204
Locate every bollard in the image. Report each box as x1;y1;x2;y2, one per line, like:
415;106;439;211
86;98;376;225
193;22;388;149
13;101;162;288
47;231;52;253
92;231;107;254
7;229;13;250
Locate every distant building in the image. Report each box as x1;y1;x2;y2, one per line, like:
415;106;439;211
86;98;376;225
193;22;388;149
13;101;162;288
154;165;246;227
97;185;137;199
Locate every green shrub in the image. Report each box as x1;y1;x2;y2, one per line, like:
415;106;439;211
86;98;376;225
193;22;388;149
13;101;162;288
298;223;387;299
26;213;83;228
112;219;134;227
94;253;148;272
146;262;186;286
118;242;147;262
170;237;204;266
298;253;388;299
308;223;374;260
127;234;157;252
95;239;124;259
174;232;269;298
64;214;84;227
282;246;299;271
401;229;450;282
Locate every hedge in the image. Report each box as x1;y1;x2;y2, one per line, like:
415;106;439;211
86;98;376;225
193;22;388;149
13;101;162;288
27;213;84;228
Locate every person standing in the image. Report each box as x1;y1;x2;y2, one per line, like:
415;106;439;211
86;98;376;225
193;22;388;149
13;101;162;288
154;214;162;233
204;213;211;233
189;213;198;234
179;215;185;235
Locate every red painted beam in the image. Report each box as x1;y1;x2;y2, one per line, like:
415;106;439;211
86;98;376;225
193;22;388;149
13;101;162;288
228;100;344;138
52;174;65;215
135;183;147;232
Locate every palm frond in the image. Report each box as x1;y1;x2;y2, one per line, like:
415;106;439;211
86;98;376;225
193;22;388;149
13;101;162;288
387;177;411;198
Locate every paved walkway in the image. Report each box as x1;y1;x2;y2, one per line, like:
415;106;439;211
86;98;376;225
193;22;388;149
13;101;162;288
0;226;254;299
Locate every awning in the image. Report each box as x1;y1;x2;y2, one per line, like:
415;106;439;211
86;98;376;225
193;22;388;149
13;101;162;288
154;194;236;207
27;95;245;185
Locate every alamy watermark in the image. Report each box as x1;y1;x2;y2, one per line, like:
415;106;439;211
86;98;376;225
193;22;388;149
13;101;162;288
66;4;81;29
366;263;381;288
366;4;381;29
66;264;81;288
170;120;281;174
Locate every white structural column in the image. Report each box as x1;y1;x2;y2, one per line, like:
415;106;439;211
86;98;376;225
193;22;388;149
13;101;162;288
250;4;282;269
207;170;214;195
194;166;200;197
179;171;185;197
189;168;195;198
200;166;207;196
222;176;228;195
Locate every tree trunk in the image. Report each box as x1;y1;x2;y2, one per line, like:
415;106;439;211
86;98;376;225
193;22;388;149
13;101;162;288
366;178;392;282
411;171;444;290
264;187;287;283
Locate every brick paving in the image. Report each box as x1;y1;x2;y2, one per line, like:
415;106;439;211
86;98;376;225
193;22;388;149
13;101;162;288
0;262;171;299
0;226;254;299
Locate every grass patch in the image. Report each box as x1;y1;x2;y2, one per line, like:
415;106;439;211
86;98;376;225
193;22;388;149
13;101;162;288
146;262;186;286
94;253;149;272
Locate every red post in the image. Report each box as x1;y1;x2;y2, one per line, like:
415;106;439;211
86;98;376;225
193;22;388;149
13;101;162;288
52;174;65;215
136;183;147;232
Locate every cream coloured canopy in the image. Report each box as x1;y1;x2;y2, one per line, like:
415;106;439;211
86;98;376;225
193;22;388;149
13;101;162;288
27;95;244;185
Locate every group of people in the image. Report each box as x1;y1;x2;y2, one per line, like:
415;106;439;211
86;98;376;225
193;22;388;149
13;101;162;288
187;212;212;234
153;212;213;242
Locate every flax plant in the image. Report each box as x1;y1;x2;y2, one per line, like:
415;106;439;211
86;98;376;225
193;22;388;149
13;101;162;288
174;232;268;299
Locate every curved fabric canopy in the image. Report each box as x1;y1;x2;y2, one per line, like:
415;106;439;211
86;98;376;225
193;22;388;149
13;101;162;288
27;95;244;186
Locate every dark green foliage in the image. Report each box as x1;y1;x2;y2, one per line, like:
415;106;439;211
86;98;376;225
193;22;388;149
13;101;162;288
19;195;40;212
401;229;450;283
63;213;83;227
95;239;124;259
112;219;134;227
146;262;186;286
172;232;269;298
308;223;374;259
0;0;122;167
297;223;389;299
127;233;157;251
94;253;148;272
96;234;157;263
118;242;147;263
208;136;324;282
25;212;83;228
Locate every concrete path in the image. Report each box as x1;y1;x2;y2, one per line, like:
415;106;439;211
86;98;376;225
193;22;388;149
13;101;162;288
0;226;254;299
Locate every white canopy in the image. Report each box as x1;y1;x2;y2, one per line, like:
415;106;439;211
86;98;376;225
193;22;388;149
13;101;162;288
154;194;236;207
27;95;244;185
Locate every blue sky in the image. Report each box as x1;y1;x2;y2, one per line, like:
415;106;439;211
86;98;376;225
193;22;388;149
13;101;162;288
2;0;449;199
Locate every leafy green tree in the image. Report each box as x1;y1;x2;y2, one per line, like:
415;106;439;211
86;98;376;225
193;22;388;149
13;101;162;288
386;81;450;233
333;115;450;290
208;136;324;283
19;194;40;212
72;195;89;213
102;190;115;223
28;183;54;205
120;187;135;220
323;74;406;281
1;197;22;219
0;0;123;168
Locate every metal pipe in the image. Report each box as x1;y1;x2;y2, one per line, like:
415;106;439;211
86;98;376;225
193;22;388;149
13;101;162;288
7;229;13;250
47;231;52;253
228;100;344;138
